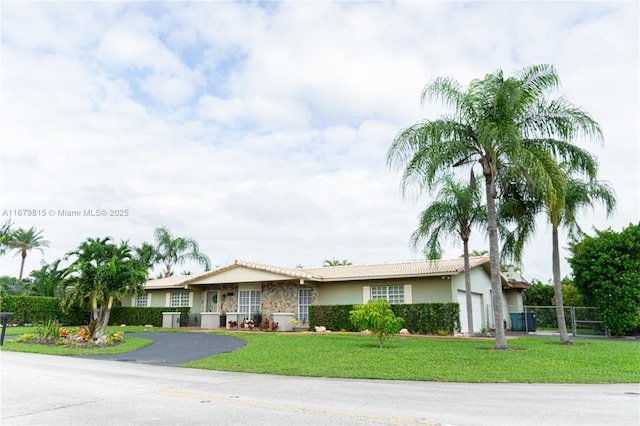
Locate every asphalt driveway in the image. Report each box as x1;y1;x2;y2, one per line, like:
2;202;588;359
74;332;246;367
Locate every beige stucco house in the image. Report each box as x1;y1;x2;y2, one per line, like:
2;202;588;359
122;256;528;333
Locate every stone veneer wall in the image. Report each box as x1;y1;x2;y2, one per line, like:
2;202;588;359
261;281;318;323
218;284;238;313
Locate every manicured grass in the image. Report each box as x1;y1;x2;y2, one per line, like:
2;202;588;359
0;336;153;355
184;332;640;384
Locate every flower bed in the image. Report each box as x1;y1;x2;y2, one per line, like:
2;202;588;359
13;320;124;348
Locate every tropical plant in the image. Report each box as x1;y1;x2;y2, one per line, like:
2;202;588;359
153;227;211;278
410;174;486;334
0;220;13;256
7;226;50;283
350;299;404;348
569;223;640;336
62;237;148;338
134;241;157;272
387;64;602;349
28;259;71;297
323;257;353;267
0;275;19;296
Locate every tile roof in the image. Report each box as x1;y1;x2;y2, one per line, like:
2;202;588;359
302;256;491;281
144;275;194;289
142;256;514;287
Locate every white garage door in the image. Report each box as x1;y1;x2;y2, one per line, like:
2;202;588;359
457;291;483;333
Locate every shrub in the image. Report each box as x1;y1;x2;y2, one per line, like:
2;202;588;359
109;306;190;327
310;303;460;335
105;331;124;345
0;295;88;325
310;305;357;331
569;223;640;336
35;319;61;340
15;333;36;343
350;299;404;348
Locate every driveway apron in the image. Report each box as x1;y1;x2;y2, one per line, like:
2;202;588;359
73;332;246;367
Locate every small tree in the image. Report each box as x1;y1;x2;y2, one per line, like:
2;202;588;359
349;299;404;348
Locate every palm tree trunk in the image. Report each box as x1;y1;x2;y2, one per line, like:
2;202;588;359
485;176;509;349
552;225;572;344
463;239;474;334
17;250;27;283
95;296;114;339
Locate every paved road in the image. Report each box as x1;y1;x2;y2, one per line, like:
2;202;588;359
73;332;246;366
2;350;639;425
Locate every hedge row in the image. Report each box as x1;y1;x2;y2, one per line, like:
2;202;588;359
309;303;461;335
109;306;190;327
0;296;190;327
0;295;88;326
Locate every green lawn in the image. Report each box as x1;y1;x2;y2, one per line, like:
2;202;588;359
184;332;640;384
3;326;637;383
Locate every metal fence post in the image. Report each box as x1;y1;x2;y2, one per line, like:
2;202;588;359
571;306;577;337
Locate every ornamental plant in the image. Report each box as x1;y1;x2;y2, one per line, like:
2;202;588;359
350;299;404;348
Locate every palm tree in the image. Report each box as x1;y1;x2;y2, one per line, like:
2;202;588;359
8;226;50;283
501;163;615;344
0;220;13;256
28;259;71;297
135;241;157;272
410;174;486;334
153;227;211;278
63;237;148;338
387;64;603;349
323;257;353;267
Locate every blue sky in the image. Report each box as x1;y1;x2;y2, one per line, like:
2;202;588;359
1;1;638;282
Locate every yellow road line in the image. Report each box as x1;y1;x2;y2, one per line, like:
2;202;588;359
158;389;439;425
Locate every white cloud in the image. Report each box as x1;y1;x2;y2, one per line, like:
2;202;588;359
1;1;638;285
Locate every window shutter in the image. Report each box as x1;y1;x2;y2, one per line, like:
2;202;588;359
166;292;171;306
189;292;194;307
131;297;136;307
404;284;412;304
362;286;370;303
147;293;152;307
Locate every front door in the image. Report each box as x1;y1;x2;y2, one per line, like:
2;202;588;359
205;290;219;312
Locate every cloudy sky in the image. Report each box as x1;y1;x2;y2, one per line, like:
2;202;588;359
1;1;638;283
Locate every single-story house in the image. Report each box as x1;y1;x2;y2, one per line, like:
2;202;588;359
122;256;528;333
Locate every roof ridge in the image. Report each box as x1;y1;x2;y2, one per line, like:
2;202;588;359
303;256;490;270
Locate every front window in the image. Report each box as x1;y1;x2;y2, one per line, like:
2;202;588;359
298;288;312;323
136;293;148;307
371;285;404;304
238;290;261;320
170;292;190;307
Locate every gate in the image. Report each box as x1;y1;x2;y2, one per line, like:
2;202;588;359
486;305;608;336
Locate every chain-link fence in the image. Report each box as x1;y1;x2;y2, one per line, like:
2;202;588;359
486;305;607;336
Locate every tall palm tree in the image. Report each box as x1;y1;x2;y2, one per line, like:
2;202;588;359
501;163;615;344
323;257;353;267
410;174;486;334
387;64;602;349
8;226;50;283
153;227;211;278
